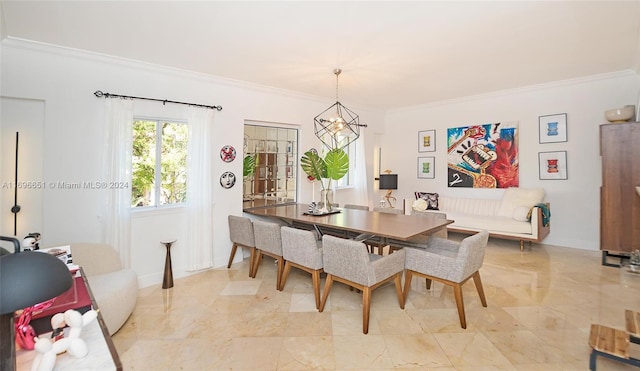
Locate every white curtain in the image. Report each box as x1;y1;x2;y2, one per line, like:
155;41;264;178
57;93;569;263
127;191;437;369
102;98;134;268
352;136;369;206
185;106;215;271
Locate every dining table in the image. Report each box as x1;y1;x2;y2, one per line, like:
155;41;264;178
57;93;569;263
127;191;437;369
243;203;453;242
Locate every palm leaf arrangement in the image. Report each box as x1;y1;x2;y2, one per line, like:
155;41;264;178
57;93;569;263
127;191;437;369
300;148;349;210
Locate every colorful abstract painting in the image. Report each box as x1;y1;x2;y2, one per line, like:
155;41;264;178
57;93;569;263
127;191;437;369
447;122;519;188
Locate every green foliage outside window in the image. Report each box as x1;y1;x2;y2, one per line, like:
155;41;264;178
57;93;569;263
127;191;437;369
132;120;187;207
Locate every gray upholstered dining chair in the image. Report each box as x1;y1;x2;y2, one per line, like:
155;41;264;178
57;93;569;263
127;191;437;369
403;230;489;329
280;226;324;309
411;210;448;239
252;220;285;290
366;207;404;254
318;204;371;239
319;235;405;334
387;211;449;253
227;215;257;277
344;204;369;211
373;206;403;214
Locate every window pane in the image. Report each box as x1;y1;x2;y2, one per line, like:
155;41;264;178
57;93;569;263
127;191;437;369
160;122;188;205
132;120;156;207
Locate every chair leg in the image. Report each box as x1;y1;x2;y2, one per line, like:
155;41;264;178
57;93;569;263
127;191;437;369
251;250;263;278
403;270;413;303
227;243;238;268
425;278;432;290
312;270;321;309
276;258;285;291
452;283;467;329
249;247;257;278
472;271;487;307
319;274;334;312
394;273;405;309
281;261;292;290
362;286;372;334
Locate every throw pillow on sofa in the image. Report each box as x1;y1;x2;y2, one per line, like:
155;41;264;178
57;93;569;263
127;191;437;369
415;192;439;210
497;188;544;218
512;206;531;222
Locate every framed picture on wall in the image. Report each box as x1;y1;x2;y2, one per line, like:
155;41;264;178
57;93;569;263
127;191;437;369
418;130;436;152
539;113;567;143
538;151;567;180
417;156;435;179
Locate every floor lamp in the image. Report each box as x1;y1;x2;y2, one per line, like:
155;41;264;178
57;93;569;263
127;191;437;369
0;246;73;371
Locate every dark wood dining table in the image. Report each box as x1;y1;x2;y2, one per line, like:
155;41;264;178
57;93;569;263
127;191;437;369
243;203;453;241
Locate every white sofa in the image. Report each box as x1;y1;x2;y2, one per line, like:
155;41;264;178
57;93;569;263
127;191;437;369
410;188;550;249
70;243;138;335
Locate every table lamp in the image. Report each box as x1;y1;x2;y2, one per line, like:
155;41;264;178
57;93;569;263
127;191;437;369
0;245;73;371
379;171;398;208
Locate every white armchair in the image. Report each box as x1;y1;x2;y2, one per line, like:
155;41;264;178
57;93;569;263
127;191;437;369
70;243;137;335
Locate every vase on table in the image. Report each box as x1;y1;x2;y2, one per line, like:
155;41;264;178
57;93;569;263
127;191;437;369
319;188;334;212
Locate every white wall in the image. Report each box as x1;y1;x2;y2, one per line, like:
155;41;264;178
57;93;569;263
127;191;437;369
0;39;385;287
384;71;640;250
0;97;45;240
3;39;638;288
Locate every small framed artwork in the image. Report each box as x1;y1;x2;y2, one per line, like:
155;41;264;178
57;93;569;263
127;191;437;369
418;130;436;152
539;113;567;143
538;151;567;180
417;157;435;179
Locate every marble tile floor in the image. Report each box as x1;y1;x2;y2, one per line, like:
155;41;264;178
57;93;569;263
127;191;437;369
112;234;640;370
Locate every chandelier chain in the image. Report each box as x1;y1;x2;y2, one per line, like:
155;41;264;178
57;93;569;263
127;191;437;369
335;71;339;102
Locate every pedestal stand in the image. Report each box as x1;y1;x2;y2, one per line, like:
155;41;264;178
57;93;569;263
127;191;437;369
160;239;176;289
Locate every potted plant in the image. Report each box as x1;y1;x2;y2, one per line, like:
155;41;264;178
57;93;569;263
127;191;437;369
242;154;255;201
300;148;349;212
243;154;256;177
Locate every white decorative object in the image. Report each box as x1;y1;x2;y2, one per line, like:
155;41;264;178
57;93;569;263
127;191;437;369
605;105;635;123
412;198;428;211
31;309;98;371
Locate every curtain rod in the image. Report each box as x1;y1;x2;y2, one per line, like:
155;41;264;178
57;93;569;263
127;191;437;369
93;90;222;111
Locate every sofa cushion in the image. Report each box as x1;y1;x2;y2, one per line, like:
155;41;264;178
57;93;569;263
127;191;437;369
497;188;544;218
439;197;501;217
447;212;533;234
512;206;530;222
415;192;439;210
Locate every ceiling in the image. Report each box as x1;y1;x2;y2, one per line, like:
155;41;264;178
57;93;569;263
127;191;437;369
2;1;640;110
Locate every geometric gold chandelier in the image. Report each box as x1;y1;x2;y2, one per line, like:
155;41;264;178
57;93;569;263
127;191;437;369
314;69;367;150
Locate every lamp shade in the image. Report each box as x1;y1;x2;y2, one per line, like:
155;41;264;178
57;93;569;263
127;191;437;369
0;251;73;314
379;174;398;190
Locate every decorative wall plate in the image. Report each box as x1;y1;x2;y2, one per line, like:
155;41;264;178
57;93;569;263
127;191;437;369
220;171;236;189
220;145;236;162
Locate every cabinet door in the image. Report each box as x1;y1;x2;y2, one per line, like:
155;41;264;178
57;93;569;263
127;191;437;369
600;123;640;252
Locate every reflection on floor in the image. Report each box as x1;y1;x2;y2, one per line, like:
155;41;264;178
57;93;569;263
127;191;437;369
112;234;640;370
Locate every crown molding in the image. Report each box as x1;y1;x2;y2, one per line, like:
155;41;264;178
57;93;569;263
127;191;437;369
387;70;640;114
0;37;377;110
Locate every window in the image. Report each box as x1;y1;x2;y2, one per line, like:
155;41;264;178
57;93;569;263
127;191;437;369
335;141;355;188
131;119;188;208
